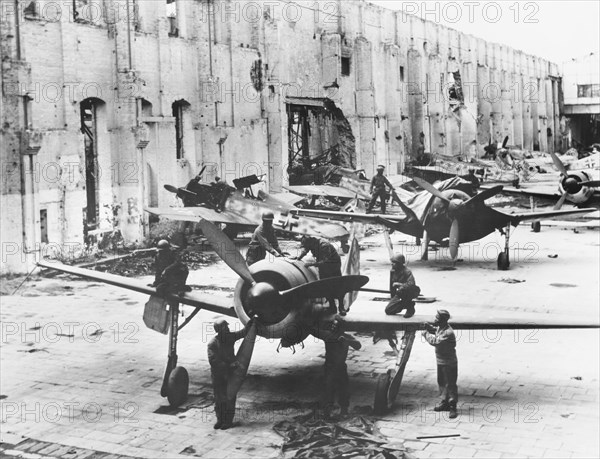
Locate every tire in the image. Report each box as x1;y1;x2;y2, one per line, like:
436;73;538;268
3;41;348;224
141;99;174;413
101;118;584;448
531;221;541;233
167;366;189;407
497;251;510;271
374;371;391;415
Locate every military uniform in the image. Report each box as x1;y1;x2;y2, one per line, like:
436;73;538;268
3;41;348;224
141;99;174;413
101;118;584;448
246;223;283;265
297;237;344;314
154;248;177;286
323;339;350;415
385;265;420;316
422;323;458;410
367;173;393;213
207;323;251;428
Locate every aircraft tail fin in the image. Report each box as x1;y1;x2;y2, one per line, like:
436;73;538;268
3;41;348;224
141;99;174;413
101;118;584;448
342;235;361;310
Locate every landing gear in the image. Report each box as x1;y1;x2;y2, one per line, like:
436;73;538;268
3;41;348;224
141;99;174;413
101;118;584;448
497;224;511;271
160;301;189;407
373;330;416;414
531;221;541;233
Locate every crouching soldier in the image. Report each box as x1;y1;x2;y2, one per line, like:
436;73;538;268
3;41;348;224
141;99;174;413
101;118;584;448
422;310;458;419
208;317;255;430
153;240;190;296
385;254;420;318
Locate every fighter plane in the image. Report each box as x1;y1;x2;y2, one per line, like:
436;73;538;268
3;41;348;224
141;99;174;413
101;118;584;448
288;176;596;270
150;173;350;246
481;150;600;211
37;220;600;415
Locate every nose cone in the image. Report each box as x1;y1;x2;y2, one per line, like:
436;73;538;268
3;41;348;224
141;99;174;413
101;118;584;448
246;282;289;324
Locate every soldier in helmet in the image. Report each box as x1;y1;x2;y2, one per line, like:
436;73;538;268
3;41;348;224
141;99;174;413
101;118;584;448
385;254;420;318
245;211;285;265
153;239;190;296
422;309;458;418
208;317;255;430
367;165;394;214
211;176;234;213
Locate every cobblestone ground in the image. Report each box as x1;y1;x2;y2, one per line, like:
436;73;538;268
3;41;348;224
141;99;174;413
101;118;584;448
1;226;599;458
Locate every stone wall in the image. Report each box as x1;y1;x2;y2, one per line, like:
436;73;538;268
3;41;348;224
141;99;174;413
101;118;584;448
0;0;562;274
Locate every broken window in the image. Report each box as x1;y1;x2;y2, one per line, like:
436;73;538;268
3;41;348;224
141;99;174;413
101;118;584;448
399;66;405;83
40;209;48;244
577;84;600;98
341;57;351;76
81;98;101;231
447;71;464;110
166;0;178;37
23;1;37;18
172;100;190;160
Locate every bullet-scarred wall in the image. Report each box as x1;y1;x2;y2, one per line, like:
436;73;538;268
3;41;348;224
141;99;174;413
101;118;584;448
0;0;562;274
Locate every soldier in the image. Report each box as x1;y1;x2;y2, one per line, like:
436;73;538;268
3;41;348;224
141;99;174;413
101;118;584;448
208;318;254;430
323;337;350;417
385;254;420;318
422;310;458;419
246;211;285;265
211;176;234;212
294;236;345;315
367;165;394;214
152;240;176;287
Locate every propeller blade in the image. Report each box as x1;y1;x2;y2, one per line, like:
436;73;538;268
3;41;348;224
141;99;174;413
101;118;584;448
164;184;197;197
449;219;460;260
553;192;568;211
413;177;450;203
280;275;369;300
463;185;503;207
502;135;509;149
548;151;569;177
197;219;255;284
197;165;207;178
580;180;600;188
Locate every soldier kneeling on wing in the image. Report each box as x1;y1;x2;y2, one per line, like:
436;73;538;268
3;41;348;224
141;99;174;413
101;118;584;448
385;254;420;318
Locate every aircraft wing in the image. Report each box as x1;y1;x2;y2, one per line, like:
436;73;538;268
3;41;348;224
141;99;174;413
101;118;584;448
289;208;424;238
342;300;600;332
36;261;238;318
145;206;255;226
501;207;597;224
269;192;306;206
284;185;360;199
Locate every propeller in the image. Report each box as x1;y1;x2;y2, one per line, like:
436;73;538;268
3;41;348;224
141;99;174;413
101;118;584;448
449;219;460;260
548;151;599;210
280;275;369;300
197;219;368;317
413;177;502;261
549;150;569;176
164;184;197;197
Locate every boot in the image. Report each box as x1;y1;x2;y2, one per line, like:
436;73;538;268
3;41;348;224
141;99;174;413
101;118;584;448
434;400;450;412
213;421;222;429
340;334;362;351
404;302;416;318
448;401;458;419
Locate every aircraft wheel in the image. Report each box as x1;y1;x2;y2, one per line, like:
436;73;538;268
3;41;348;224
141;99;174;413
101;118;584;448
531;221;541;233
497;250;510;271
373;371;392;415
166;366;189;407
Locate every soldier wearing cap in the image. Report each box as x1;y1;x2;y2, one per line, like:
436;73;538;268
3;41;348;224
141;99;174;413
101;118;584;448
294;236;346;315
422;310;458;419
208;317;254;430
246;211;285;265
385;254;420;318
211;176;234;212
367;165;394;214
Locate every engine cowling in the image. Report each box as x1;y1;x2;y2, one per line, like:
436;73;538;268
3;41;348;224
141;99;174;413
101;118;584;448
558;170;595;204
233;258;319;340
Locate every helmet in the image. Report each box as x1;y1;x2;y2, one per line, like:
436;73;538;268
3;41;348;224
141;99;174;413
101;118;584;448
391;254;405;265
262;211;274;221
213;318;229;333
377;165;385;170
436;309;451;322
157;240;170;250
214;176;221;182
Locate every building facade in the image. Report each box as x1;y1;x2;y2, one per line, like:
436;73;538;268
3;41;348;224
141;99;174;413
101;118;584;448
1;0;562;274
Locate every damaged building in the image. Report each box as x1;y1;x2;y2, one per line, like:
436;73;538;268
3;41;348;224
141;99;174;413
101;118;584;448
1;0;563;274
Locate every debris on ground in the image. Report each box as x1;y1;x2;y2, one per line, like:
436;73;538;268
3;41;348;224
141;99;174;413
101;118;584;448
498;278;526;284
274;413;412;458
548;254;559;258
